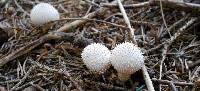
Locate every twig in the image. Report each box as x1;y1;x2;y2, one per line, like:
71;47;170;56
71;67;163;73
0;79;20;85
56;0;119;32
84;0;100;8
30;82;45;91
131;20;160;26
57;17;157;28
63;73;83;91
85;0;95;16
117;0;137;44
159;44;168;91
159;0;172;38
189;59;200;68
0;35;52;67
151;0;200;11
117;1;154;90
14;79;40;91
142;66;155;91
169;82;177;91
11;66;36;90
101;0;200;12
101;1;150;9
152;78;194;86
161;14;189;38
14;0;30;16
56;17;128;29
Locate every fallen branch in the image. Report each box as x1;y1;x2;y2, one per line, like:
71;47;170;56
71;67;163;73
117;0;154;91
117;0;136;44
189;59;200;68
56;17;128;29
142;66;155;91
0;35;51;67
101;0;200;13
152;78;194;86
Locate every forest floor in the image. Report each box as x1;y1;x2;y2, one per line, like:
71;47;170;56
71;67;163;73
0;0;200;91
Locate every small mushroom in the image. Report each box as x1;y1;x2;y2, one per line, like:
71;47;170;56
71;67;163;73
110;42;144;81
30;3;60;25
81;43;111;74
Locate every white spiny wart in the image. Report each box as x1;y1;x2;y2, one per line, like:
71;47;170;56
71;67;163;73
81;43;111;74
110;42;144;81
30;3;60;25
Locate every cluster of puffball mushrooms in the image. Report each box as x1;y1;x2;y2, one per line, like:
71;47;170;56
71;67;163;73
30;2;154;90
81;42;144;81
29;3;144;81
29;2;144;80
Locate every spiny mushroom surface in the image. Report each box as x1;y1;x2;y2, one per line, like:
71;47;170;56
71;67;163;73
110;42;144;81
81;43;111;74
30;3;60;25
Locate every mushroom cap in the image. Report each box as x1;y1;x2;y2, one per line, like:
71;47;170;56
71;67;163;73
110;42;144;75
30;3;60;25
81;43;111;74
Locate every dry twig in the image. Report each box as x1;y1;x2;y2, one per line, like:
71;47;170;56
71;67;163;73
102;0;200;12
117;0;155;91
152;78;194;86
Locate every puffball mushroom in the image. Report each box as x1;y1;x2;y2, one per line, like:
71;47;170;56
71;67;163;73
81;43;111;74
110;42;144;81
30;3;60;25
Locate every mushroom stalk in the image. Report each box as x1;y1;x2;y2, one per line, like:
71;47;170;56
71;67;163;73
117;72;131;81
142;66;155;91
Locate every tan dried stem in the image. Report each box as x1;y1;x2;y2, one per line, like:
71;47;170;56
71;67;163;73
116;0;155;91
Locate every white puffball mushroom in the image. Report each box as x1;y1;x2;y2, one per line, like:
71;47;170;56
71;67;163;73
110;42;144;81
81;43;111;74
30;3;60;25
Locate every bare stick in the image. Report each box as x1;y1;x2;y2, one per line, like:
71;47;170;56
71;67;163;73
56;0;119;32
56;17;128;29
117;0;155;91
142;66;155;91
11;66;36;90
116;0;137;44
159;44;168;91
101;1;150;9
102;0;200;12
152;78;194;86
159;0;172;38
169;82;177;91
189;59;200;68
0;35;51;67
